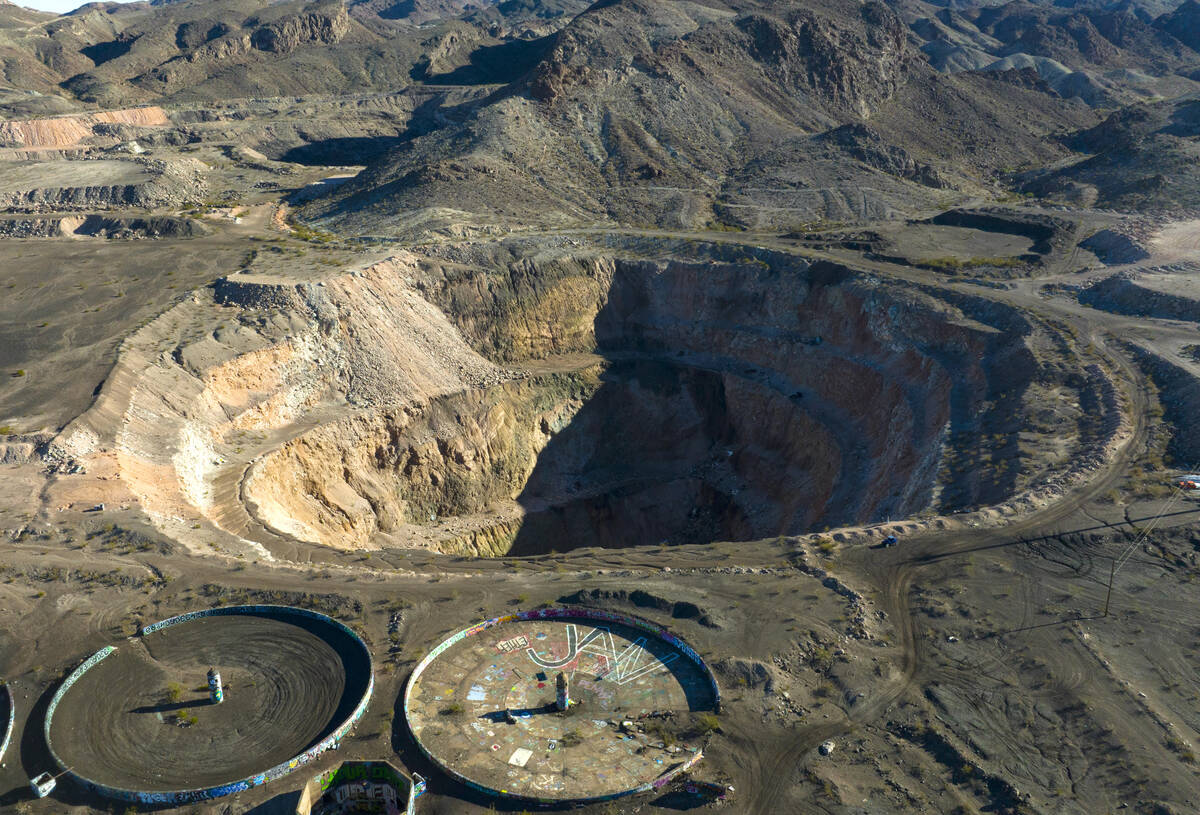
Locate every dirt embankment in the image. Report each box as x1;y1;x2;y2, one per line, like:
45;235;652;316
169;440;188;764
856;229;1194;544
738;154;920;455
0;214;209;239
0;158;207;211
1080;227;1152;264
928;207;1078;259
1127;346;1200;465
1079;266;1200;323
0;106;169;149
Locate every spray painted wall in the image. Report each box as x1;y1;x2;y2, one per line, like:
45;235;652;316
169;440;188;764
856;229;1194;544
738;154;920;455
44;606;374;805
296;762;425;815
0;682;14;768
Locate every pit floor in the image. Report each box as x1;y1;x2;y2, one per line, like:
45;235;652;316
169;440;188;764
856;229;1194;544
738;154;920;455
48;614;355;790
407;618;716;801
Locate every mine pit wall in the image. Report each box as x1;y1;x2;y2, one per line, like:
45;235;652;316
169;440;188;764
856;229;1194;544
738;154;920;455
115;318;336;532
106;255;501;548
444;249;1033;523
239;248;1046;554
44;606;374;806
404;252;618;363
213;258;503;409
86;242;1085;556
244;372;595;553
508;362;848;549
905;284;1048;507
591;257;971;525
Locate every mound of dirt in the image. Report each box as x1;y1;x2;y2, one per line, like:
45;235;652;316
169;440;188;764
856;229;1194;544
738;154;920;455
0;158;206;211
0;214;209;239
558;588;724;629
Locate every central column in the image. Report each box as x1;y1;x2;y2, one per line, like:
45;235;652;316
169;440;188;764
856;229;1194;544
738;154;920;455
208;668;224;704
555;671;569;711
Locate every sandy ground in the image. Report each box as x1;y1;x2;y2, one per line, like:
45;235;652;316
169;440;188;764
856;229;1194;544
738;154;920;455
1152;219;1200;260
3;108;1200;815
0;160;154;194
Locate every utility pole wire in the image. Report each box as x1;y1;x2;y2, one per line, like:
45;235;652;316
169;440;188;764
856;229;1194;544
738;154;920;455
1103;477;1193;616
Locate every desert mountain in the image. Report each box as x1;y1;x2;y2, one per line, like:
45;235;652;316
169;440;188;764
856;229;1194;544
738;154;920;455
904;0;1200;104
303;0;1102;236
0;0;585;113
1;0;1196;224
1158;0;1200;52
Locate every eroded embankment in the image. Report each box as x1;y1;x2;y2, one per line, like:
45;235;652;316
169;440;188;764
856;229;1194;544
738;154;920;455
1079;265;1200;323
0;107;169;150
0;214;209;239
0;159;207;211
51;254;505;558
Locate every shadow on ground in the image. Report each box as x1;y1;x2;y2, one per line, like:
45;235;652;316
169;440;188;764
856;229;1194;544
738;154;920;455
245;789;301;814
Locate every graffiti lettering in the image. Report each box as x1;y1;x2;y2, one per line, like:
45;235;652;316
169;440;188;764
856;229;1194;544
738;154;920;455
524;624;678;684
495;635;529;654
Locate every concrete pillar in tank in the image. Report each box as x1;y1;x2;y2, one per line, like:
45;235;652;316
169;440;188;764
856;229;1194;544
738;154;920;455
208;668;223;704
555;671;569;711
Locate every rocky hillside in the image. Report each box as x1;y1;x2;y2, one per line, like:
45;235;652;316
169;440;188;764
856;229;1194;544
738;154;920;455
0;0;585;113
303;0;1099;236
1020;94;1200;210
1158;0;1200;52
2;0;1196;224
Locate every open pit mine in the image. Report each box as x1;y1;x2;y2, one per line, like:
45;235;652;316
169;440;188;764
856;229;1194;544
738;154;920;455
64;242;1123;562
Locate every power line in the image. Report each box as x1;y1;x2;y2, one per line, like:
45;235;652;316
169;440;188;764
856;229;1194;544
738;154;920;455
1103;476;1194;615
1113;484;1185;577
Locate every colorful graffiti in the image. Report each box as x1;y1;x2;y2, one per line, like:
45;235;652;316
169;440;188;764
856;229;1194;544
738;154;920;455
299;762;425;815
402;606;720;806
525;624;679;685
44;606;374;806
0;682;14;768
317;761;408;792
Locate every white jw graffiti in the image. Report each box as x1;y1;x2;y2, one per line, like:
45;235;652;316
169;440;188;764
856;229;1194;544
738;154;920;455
524;625;676;685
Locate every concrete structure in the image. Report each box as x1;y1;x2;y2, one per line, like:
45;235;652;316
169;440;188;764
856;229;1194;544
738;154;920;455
43;605;373;806
555;671;569;712
295;761;425;815
207;668;223;705
30;772;57;798
404;606;719;806
0;683;14;768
